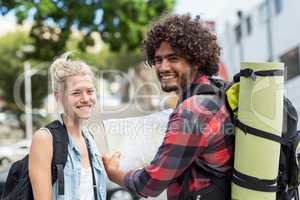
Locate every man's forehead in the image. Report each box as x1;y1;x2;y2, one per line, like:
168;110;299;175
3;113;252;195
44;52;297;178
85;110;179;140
154;42;176;57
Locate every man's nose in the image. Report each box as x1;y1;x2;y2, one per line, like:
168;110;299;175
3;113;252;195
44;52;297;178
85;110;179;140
159;59;171;71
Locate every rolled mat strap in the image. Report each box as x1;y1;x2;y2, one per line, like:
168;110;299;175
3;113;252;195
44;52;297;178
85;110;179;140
232;176;278;192
233;68;284;82
235;118;289;146
253;69;284;77
234;169;277;185
232;169;278;192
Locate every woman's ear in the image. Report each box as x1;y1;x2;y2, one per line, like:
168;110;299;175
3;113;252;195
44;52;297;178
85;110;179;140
54;91;64;113
54;91;62;103
54;91;59;101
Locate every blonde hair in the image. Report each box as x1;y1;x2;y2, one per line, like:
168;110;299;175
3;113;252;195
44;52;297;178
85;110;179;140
50;53;94;92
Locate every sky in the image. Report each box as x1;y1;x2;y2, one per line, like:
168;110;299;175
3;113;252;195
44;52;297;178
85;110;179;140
0;0;264;35
0;12;16;36
175;0;232;19
175;0;264;31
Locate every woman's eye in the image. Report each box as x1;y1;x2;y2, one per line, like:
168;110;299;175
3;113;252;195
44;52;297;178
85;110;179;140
88;90;95;94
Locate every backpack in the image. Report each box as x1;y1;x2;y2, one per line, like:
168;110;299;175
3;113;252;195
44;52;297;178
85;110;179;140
181;68;300;200
211;69;300;200
1;120;69;200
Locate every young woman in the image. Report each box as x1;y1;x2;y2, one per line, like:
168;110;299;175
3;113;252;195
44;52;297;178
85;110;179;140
29;55;106;200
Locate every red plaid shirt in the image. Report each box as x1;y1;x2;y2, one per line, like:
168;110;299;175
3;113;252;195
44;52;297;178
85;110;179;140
124;75;234;200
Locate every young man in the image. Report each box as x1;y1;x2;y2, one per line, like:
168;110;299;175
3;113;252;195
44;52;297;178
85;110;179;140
103;14;233;200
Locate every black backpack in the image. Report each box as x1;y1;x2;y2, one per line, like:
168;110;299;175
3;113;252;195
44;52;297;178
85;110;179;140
181;68;300;200
1;120;69;200
217;69;300;200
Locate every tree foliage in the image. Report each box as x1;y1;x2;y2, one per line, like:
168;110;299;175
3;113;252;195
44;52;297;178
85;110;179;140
65;33;143;71
0;31;48;131
0;0;175;133
0;0;175;61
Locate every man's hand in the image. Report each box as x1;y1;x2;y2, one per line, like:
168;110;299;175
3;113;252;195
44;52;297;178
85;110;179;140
102;152;126;187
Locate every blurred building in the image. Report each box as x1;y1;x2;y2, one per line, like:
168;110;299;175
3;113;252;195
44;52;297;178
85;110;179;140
219;0;300;126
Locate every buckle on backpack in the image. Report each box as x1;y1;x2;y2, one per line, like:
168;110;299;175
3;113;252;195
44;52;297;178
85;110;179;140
285;184;289;192
241;68;256;81
250;71;256;81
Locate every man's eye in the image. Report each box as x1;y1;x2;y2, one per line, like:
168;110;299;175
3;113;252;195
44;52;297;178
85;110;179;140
72;92;80;96
154;58;162;64
168;56;179;62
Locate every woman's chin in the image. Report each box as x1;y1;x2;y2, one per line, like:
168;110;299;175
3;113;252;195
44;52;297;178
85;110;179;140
76;112;91;120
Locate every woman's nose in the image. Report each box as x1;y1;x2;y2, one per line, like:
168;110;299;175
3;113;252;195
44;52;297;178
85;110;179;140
81;93;89;102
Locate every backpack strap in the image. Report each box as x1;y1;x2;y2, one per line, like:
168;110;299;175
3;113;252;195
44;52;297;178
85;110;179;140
45;120;69;196
83;135;98;200
180;163;231;200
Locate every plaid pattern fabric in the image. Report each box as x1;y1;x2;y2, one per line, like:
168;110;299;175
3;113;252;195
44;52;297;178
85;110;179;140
124;75;234;200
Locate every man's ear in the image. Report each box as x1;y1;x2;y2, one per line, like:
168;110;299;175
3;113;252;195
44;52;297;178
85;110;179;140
191;65;199;77
192;64;198;72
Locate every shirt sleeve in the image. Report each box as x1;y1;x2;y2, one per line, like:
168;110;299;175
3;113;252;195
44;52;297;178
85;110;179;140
124;96;214;197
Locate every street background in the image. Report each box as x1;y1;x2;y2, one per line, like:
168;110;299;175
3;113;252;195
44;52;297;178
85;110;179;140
0;0;300;199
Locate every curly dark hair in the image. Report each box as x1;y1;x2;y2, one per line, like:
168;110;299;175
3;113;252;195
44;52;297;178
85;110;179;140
143;14;221;76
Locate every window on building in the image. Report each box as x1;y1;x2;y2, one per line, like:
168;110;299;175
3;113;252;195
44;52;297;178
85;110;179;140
246;16;252;35
204;21;216;32
274;0;283;15
235;24;242;43
259;1;268;23
280;47;300;80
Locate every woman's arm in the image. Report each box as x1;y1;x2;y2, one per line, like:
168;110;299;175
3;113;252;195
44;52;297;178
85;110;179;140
28;129;53;200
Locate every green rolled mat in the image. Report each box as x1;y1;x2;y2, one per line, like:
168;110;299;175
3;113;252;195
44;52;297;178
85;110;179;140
231;62;285;200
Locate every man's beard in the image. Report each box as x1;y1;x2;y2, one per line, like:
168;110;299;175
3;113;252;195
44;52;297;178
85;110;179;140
161;84;178;92
160;73;190;93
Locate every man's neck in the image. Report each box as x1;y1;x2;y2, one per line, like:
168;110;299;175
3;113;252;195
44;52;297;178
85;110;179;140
178;74;196;99
178;73;210;102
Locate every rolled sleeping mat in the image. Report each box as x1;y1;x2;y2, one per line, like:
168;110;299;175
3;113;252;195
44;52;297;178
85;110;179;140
231;62;285;200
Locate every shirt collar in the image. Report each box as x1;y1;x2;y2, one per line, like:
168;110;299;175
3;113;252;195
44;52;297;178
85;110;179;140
191;73;210;85
180;73;211;102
